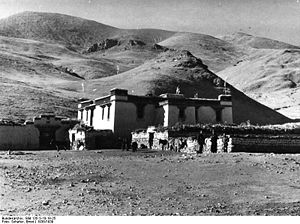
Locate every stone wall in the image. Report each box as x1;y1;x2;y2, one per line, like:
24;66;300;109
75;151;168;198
0;124;39;150
131;130;230;153
131;128;300;154
0;115;79;151
131;131;151;149
230;135;300;153
69;127;115;150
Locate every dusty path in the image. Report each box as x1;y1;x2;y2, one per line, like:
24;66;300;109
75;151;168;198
0;150;300;216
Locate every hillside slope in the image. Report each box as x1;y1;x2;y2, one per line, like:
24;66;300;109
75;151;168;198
159;32;244;72
0;11;175;50
218;49;300;119
0;12;296;123
0;12;243;74
217;32;300;119
0;11;118;50
221;32;300;50
69;49;290;125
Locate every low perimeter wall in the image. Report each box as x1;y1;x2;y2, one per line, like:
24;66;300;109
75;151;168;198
132;131;300;154
230;135;300;153
0;125;39;150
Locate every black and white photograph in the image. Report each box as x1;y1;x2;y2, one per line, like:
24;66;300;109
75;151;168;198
0;0;300;220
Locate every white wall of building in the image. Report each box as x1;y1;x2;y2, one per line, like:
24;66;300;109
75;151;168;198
78;110;83;120
82;109;88;125
163;104;169;127
165;105;180;127
114;101;159;137
78;90;233;138
92;102;116;131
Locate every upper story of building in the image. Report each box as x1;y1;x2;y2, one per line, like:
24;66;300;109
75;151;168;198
78;88;233;137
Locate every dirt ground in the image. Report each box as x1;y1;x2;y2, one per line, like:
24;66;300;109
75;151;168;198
0;149;300;216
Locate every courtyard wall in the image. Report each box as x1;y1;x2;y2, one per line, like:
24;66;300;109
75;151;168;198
131;124;300;153
0;124;39;150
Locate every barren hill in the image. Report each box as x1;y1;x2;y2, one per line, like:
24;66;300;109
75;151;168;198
221;32;300;50
159;32;244;72
0;11;243;73
218;49;300;119
0;12;246;74
69;49;290;125
0;11;174;50
217;32;300;119
0;11;117;50
0;12;296;123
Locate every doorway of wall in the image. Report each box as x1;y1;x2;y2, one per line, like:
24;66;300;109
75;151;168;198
38;128;57;149
39;130;56;149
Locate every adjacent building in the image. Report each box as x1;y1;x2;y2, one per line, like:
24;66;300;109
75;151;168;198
78;88;233;138
0;114;78;150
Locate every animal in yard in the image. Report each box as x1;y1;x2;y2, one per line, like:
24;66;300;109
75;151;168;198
159;139;168;150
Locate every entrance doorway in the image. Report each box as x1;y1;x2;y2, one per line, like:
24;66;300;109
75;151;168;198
36;126;59;149
39;130;56;149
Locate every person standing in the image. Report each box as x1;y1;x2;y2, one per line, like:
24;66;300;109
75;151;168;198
121;138;126;151
210;132;218;153
222;134;229;153
125;138;130;151
197;131;205;154
148;133;154;150
132;142;138;152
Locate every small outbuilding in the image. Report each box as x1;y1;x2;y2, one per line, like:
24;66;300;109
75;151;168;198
69;124;115;150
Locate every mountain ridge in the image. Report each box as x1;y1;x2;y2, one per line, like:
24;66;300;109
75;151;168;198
0;11;298;123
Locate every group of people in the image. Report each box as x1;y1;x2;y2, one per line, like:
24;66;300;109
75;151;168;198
168;138;187;152
120;137;138;151
122;130;230;153
197;131;229;154
162;131;229;154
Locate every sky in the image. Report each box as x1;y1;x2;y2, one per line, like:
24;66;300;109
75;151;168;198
0;0;300;45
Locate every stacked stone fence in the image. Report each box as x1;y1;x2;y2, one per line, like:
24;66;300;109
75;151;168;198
131;130;230;153
229;135;300;153
131;128;300;154
131;131;150;149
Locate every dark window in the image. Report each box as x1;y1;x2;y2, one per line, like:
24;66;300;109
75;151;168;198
216;109;222;122
86;110;88;121
102;107;105;120
137;104;145;119
107;105;110;120
90;109;94;126
179;108;185;119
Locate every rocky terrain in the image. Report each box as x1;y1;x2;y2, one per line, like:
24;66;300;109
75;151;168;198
0;11;299;122
218;32;300;119
1;150;300;216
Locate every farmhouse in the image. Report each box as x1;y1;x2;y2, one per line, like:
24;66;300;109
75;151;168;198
0;114;78;150
78;88;233;139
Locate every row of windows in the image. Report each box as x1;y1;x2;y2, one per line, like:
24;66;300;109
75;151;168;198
101;106;110;120
81;105;222;123
80;105;111;126
180;107;222;122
